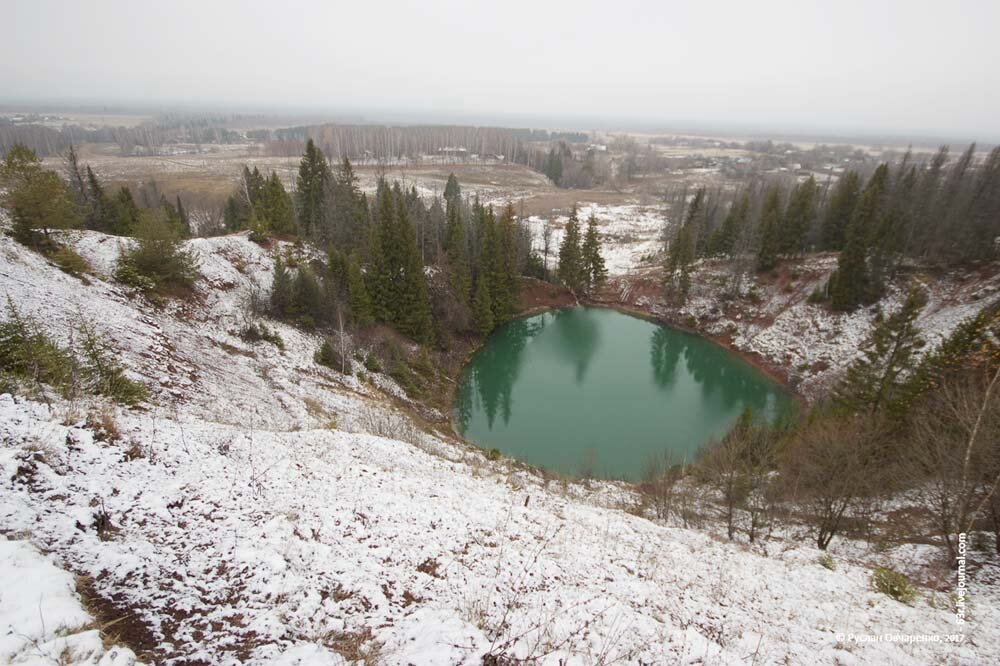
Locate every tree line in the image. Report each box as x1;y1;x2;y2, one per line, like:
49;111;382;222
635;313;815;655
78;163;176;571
665;144;1000;309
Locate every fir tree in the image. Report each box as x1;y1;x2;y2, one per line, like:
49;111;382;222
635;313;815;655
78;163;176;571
329;158;366;251
473;274;494;335
782;176;817;255
902;301;1000;406
346;252;374;327
830;165;889;311
444;200;472;305
270;256;292;318
557;207;585;293
665;220;695;301
263;172;295;235
708;192;750;256
291;266;323;327
493;204;520;322
295;139;331;238
443;173;461;205
368;182;433;342
755;186;783;272
820;170;861;251
834;286;927;415
581;214;607;294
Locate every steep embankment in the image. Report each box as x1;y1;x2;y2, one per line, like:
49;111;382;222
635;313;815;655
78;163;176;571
599;254;1000;398
1;229;996;664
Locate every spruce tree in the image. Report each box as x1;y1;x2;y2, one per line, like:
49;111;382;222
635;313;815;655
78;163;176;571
295;139;331;238
782;176;817;255
557;207;585;293
263;172;295;235
709;192;749;256
820;170;861;250
581;214;607;294
394;201;434;343
443;173;461;205
444;200;472;305
830;165;888;311
665;220;695;301
755;186;783;272
834;286;927;415
494;204;520;322
473;274;494;335
270;256;292;318
346;252;374;327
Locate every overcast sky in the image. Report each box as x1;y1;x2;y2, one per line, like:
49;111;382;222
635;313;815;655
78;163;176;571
4;0;999;139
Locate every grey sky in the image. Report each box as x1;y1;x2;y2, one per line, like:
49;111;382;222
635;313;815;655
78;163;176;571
4;0;999;139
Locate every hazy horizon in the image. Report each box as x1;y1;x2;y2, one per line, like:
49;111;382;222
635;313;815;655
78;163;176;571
4;0;1000;141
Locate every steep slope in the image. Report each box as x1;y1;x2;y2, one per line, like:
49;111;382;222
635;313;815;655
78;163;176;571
1;229;996;664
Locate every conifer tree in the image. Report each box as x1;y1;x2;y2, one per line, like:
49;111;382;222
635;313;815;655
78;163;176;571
834;286;927;415
291;266;323;327
346;252;374;327
665;220;694;301
901;301;1000;406
755;186;783;272
820;170;861;251
444;200;471;305
295;139;331;238
329;158;366;251
263;172;295;235
782;176;817;255
557;207;585;293
270;256;292;318
443;173;461;205
830;165;888;311
473;274;494;335
493;204;520;322
581;214;607;294
708;192;750;256
368;182;433;342
394;201;434;343
1;145;79;245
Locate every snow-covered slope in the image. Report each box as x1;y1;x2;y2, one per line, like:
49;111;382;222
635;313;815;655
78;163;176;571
1;229;996;664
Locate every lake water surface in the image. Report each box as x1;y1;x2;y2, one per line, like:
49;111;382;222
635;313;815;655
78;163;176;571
453;307;794;480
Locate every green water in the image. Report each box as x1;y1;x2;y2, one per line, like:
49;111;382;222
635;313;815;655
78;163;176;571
453;307;795;481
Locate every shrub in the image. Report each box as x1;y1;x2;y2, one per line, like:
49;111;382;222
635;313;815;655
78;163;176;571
363;352;382;373
817;553;836;570
51;244;91;279
871;567;918;603
0;303;76;396
487;448;502;461
114;211;199;296
807;286;827;304
239;322;284;349
315;339;352;374
0;306;145;405
78;322;148;406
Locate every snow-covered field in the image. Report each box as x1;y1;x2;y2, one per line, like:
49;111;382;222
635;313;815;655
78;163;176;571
526;202;666;276
2;229;998;664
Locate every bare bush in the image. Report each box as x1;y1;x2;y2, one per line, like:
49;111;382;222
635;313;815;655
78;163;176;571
780;412;889;550
903;370;1000;561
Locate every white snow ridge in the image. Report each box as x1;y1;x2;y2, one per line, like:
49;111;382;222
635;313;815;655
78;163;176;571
1;228;996;665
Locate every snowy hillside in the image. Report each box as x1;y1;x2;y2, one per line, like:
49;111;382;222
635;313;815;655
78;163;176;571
1;229;997;664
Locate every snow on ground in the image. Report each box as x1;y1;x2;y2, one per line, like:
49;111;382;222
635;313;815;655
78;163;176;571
1;229;998;664
630;254;1000;398
525;202;666;276
0;538;138;664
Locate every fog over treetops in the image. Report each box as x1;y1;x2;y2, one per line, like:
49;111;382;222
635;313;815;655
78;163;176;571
3;0;999;138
